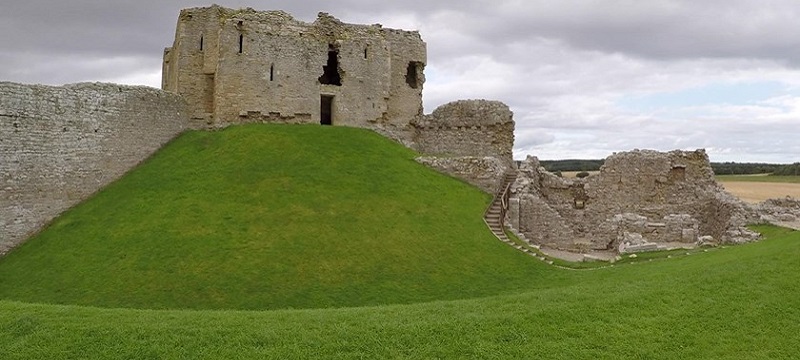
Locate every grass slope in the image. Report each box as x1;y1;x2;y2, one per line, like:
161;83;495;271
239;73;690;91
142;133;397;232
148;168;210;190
1;225;798;359
0;124;555;310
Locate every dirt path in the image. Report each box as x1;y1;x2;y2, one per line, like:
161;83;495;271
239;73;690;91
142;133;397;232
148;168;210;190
719;182;800;203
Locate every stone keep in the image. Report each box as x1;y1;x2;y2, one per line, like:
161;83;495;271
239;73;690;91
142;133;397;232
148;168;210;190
162;5;426;132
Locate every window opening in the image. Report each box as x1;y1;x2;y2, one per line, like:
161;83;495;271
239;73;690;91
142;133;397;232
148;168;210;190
270;64;274;81
318;45;342;86
406;61;422;89
364;47;368;59
200;35;204;51
238;34;243;53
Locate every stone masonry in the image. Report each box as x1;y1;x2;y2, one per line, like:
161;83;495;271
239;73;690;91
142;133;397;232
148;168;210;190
412;100;516;192
0;82;187;255
508;149;760;253
163;5;426;141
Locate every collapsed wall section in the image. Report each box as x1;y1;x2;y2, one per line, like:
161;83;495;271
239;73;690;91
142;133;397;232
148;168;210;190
0;82;187;255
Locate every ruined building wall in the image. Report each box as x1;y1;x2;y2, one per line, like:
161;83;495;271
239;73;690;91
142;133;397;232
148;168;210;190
163;5;426;139
412;100;515;163
509;149;758;252
411;100;516;192
0;82;187;255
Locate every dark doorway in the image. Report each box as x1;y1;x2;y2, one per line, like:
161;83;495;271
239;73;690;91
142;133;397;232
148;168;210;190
320;95;334;125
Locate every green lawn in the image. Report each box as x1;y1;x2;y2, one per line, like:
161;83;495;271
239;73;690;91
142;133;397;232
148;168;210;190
1;225;798;359
716;174;800;183
3;124;799;358
0;124;554;310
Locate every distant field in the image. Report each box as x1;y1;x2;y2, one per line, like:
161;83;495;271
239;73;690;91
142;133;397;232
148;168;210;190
717;175;800;203
561;170;599;178
560;172;800;202
716;175;800;184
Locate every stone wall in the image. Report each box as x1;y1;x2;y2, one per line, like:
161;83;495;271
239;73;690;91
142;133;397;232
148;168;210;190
410;100;515;192
509;149;759;253
415;156;510;193
163;5;426;138
412;100;514;164
757;197;800;229
0;82;187;255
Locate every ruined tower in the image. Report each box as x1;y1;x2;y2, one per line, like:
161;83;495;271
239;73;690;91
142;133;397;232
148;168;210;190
162;5;426;131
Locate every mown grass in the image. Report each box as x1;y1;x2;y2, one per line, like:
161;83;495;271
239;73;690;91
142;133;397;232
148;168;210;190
1;225;798;359
716;174;800;183
0;124;558;310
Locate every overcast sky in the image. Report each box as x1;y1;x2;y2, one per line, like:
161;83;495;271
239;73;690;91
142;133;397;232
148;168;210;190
2;1;799;163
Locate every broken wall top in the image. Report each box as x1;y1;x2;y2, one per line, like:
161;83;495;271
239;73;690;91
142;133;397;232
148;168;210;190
178;5;424;44
412;100;514;128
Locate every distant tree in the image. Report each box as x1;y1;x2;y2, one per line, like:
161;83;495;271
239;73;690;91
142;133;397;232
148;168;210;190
773;163;800;176
711;162;782;175
576;171;590;178
540;159;604;172
553;170;563;177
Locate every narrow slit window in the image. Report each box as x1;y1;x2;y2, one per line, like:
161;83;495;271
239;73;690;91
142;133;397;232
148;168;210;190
200;35;204;51
270;64;274;81
364;47;368;59
238;34;243;54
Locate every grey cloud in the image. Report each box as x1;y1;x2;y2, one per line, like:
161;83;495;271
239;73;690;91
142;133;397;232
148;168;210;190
2;0;800;162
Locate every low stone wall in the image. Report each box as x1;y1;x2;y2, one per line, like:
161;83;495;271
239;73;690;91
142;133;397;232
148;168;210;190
0;82;188;255
509;150;759;252
757;197;800;229
415;156;510;193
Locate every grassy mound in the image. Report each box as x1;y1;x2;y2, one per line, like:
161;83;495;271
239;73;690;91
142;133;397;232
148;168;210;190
0;124;553;310
1;225;798;359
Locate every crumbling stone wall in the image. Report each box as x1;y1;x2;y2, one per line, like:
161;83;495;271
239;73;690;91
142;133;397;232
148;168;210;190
757;197;800;229
412;100;514;163
0;82;187;255
411;100;515;191
415;156;509;193
509;149;759;253
163;5;426;138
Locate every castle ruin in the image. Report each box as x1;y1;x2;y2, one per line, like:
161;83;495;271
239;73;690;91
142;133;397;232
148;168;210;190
0;5;771;258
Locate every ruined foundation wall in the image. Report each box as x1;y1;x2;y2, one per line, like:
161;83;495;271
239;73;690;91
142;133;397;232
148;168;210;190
0;82;188;255
511;150;758;252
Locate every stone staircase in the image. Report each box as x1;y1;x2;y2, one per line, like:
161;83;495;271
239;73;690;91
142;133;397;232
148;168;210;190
482;170;618;268
483;170;529;251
